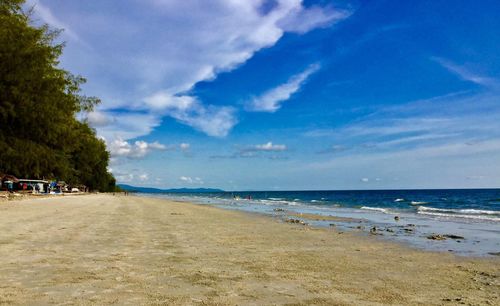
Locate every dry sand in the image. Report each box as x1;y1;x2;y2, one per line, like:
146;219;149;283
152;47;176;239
0;194;498;305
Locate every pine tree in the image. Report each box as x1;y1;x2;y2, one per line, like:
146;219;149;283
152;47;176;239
0;0;115;191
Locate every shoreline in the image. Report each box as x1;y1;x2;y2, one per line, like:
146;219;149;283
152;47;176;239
138;193;500;258
0;194;498;305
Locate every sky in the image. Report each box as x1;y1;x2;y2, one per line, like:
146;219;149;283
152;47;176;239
27;0;500;190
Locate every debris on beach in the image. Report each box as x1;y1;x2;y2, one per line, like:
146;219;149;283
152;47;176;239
394;216;400;221
273;208;285;212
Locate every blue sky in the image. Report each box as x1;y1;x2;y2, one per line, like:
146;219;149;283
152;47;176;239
29;0;500;190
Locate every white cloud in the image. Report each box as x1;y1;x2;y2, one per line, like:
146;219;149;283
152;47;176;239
143;93;195;111
304;91;500;153
87;112;162;141
30;1;349;139
179;176;204;184
163;102;238;137
432;57;497;87
361;178;369;182
103;87;237;138
27;0;88;47
113;172;134;183
180;143;190;151
247;63;320;112
179;176;191;183
278;5;351;34
302;139;500;188
210;141;288;159
112;170;150;183
85;111;114;127
296;89;500;189
254;142;287;151
108;138;167;159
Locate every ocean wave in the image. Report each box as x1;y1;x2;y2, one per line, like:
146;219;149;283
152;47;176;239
258;199;299;206
360;206;390;214
394;198;405;202
459;209;500;215
418;206;500;216
417;210;500;222
410;201;429;205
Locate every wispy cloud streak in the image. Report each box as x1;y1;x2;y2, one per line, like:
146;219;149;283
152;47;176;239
432;57;498;87
247;63;320;112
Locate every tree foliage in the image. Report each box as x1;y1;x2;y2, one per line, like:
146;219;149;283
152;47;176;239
0;0;115;191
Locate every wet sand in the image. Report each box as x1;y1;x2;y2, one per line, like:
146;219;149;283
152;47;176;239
0;194;498;305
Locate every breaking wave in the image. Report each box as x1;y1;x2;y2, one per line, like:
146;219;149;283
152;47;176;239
360;206;391;214
410;201;429;205
417;206;500;222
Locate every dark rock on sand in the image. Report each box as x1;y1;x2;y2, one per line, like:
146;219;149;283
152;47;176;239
285;218;307;226
444;234;465;240
442;297;463;302
488;252;500;256
427;234;446;240
394;216;400;221
273;208;285;212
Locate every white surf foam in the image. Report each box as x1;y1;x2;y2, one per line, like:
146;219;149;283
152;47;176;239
410;201;429;205
360;206;390;213
417;206;500;221
418;206;500;215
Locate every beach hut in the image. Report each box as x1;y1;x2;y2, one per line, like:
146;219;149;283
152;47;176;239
0;174;19;191
17;179;49;193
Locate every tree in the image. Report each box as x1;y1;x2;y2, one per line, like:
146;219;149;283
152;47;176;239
0;0;115;191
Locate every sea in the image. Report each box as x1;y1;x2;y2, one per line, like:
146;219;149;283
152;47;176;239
138;189;500;257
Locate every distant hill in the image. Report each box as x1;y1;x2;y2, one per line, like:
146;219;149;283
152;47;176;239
117;184;224;193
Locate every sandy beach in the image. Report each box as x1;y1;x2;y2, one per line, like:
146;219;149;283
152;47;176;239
0;194;498;305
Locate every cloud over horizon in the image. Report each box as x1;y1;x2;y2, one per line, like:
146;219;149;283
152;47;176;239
24;1;500;190
108;138;168;159
30;0;350;141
